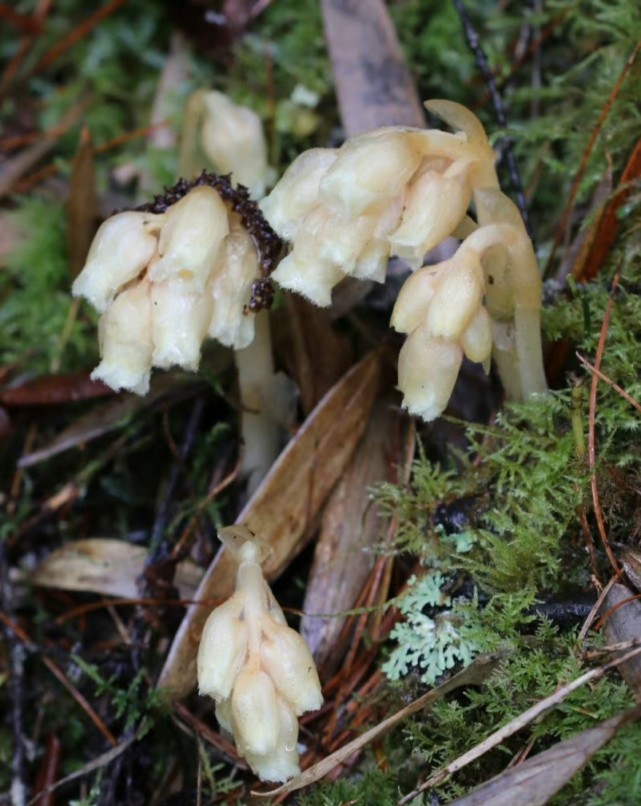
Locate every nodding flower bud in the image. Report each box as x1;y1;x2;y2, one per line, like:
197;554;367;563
391;191;546;420
147;186;229;290
197;526;323;783
391;239;493;421
199;91;274;198
71;211;162;314
72;180;263;395
397;326;464;423
260;102;498;307
388;162;472;269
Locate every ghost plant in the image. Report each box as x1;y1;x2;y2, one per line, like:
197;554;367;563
198;525;323;782
179;89;274;199
260;99;547;420
72;173;282;489
177;91;280;490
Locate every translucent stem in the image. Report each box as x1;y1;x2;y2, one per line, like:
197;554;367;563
463;220;548;401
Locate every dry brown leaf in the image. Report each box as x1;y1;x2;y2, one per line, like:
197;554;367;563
252;653;502;799
448;705;641;806
30;538;203;600
157;351;381;697
603;583;641;700
301;398;402;675
67;126;96;278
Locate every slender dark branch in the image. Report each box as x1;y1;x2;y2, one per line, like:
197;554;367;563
129;396;206;670
452;0;534;241
0;542;27;806
99;400;206;801
148;397;206;558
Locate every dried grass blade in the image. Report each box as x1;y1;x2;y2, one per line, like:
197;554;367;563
447;705;641;806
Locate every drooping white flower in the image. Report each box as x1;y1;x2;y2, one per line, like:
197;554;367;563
260;101;498;308
72;179;263;394
197;526;323;783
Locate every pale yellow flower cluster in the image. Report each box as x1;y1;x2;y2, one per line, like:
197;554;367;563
260;100;497;306
260;100;546;420
391;188;545;420
72;185;261;395
197;527;323;783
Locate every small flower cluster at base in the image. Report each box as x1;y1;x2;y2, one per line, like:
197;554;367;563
259;100;498;306
197;526;323;783
72;177;264;395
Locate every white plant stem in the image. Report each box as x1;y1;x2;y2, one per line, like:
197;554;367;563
234;310;280;495
463;219;548;401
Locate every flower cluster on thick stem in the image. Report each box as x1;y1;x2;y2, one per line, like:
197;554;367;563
260;100;547;418
197;526;323;783
72;183;261;394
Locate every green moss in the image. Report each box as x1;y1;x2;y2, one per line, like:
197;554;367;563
1;195;97;372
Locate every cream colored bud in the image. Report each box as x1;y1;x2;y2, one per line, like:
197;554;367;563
200;91;271;198
389;166;472;269
149;186;229;290
261;621;324;715
461;306;493;364
72;212;163;313
424;255;484;339
244;697;300;783
266;586;288;626
91;279;153;395
320;129;422;216
207;215;260;349
398;327;463;421
272;247;345;307
317;210;376;272
197;593;248;701
198;533;323;783
215;697;233;734
150;281;213;370
231;668;281;756
260;148;338;240
391;266;441;334
351;196;404;281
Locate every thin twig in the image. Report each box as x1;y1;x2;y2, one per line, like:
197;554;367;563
399;643;641;803
544;39;641;278
587;272;622;574
578;352;641;416
577;575;617;644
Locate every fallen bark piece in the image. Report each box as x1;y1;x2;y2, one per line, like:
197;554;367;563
301;398;401;675
320;0;425;135
157;351;380;697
